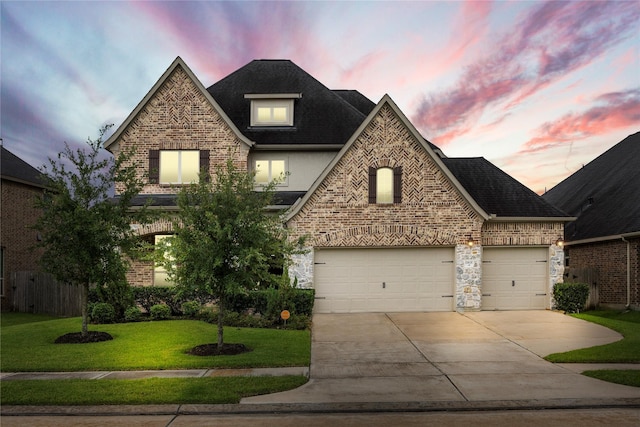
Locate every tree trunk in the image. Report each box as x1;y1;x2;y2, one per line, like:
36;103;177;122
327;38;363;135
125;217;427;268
81;283;89;337
217;296;224;349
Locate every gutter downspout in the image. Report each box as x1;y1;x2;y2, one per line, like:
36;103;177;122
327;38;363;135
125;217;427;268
622;236;630;309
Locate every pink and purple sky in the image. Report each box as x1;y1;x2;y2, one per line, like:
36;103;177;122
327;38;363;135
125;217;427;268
1;1;639;194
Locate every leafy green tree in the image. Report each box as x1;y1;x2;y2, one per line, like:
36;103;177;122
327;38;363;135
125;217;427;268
34;126;150;337
159;159;304;349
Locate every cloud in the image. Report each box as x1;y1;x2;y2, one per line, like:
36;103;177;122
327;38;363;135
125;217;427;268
521;88;640;153
412;0;640;144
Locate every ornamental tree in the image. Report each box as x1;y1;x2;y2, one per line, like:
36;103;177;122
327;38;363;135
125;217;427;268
158;159;304;350
34;126;150;338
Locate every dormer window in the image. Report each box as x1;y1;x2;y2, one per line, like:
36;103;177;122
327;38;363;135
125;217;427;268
245;93;301;127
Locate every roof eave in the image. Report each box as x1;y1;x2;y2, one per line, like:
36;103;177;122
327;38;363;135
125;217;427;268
564;230;640;246
104;57;255;152
487;215;577;222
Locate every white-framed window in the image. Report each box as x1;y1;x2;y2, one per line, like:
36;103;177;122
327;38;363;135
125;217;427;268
376;168;394;204
254;159;287;185
159;150;199;184
154;235;174;286
250;99;294;126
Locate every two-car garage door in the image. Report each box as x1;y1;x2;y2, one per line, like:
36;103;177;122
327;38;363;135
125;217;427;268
314;248;455;313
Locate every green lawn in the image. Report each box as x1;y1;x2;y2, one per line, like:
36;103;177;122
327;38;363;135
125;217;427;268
1;376;307;405
1;314;310;371
0;313;310;405
545;310;640;388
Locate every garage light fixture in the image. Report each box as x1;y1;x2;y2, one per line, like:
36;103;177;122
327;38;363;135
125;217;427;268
467;235;474;247
555;239;564;247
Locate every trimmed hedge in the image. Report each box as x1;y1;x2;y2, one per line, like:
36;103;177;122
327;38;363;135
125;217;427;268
553;282;590;313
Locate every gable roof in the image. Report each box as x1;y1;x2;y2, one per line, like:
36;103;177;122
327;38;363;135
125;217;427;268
207;60;371;146
443;157;570;219
0;146;45;188
542;131;640;241
286;94;489;222
104;57;253;151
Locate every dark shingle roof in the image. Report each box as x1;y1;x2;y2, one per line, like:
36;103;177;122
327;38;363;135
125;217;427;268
332;90;376;116
0;146;45;187
542;131;640;240
207;60;370;146
442;157;568;218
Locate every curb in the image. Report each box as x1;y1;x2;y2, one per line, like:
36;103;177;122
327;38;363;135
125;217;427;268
3;398;640;417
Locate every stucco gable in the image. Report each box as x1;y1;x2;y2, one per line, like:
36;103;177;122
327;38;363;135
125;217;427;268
104;57;253;152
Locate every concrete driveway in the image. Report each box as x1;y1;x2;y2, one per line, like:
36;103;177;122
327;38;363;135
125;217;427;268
243;311;640;404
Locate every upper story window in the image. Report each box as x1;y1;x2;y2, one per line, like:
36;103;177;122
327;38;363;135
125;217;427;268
369;166;402;204
245;93;301;127
254;159;287;185
148;150;209;185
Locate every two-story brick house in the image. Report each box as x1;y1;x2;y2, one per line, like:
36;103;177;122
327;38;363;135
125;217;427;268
105;57;573;313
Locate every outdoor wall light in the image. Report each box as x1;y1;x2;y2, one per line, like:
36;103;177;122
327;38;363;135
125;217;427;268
467;235;474;247
556;239;564;247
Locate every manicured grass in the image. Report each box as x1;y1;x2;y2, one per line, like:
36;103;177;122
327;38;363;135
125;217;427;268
1;314;310;371
583;370;640;388
545;310;640;363
0;376;307;405
544;310;640;388
1;312;59;327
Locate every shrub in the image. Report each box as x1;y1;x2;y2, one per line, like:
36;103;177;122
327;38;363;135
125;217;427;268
124;306;142;322
90;302;116;324
181;301;201;318
150;304;171;320
553;282;590;313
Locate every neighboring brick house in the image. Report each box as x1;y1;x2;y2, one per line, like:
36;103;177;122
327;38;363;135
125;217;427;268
105;57;573;313
0;147;46;311
543;132;640;310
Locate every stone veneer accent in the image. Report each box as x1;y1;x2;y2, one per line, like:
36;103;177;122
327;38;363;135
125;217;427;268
456;244;482;311
548;244;565;309
288;248;314;289
109;65;249;195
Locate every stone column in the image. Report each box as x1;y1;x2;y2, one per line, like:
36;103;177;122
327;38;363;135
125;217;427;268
288;247;314;289
549;245;565;309
455;244;482;311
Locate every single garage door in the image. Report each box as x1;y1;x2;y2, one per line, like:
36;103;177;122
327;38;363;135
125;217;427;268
482;247;549;310
314;247;455;313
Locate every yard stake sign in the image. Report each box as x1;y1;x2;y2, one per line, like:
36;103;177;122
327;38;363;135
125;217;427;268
281;310;290;326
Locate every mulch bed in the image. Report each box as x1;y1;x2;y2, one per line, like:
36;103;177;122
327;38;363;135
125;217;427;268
54;331;114;344
187;343;251;356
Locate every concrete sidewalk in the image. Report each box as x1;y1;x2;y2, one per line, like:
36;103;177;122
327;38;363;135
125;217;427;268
0;366;308;381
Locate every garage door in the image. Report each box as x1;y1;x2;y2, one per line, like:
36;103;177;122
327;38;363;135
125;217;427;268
314;248;455;313
482;247;548;310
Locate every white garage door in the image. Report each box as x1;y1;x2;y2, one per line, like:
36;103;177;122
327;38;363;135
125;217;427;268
482;247;549;310
314;247;455;313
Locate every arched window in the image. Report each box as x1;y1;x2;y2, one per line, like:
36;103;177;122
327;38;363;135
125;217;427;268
369;166;402;204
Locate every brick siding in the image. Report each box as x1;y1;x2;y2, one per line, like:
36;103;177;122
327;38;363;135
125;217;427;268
566;238;640;309
1;180;45;310
287;104;484;246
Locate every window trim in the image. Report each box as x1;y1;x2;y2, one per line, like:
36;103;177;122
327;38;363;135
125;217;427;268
149;150;209;185
369;166;402;204
250;99;294;127
254;158;289;186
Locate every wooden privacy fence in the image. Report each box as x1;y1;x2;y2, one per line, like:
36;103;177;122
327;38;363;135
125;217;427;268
11;271;82;317
564;266;599;309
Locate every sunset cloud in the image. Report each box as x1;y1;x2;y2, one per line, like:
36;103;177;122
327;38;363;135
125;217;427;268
412;0;640;145
522;89;640;153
